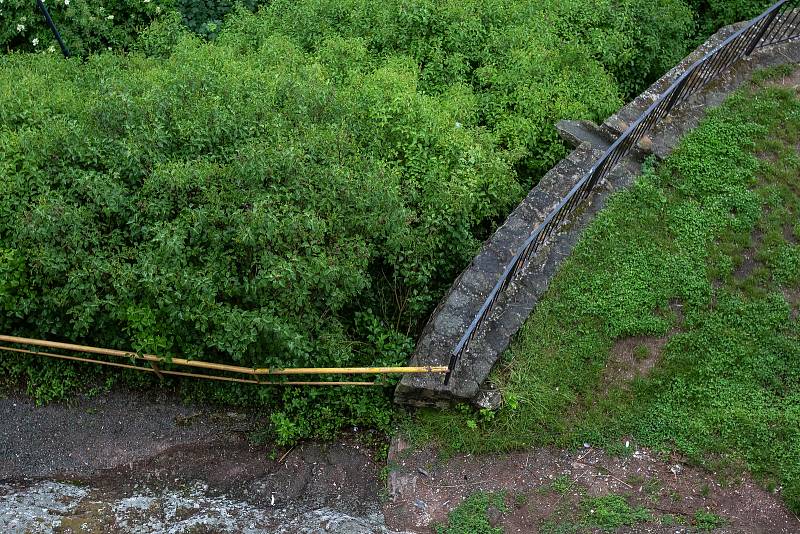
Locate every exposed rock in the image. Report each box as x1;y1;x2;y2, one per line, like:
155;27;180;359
387;435;411;463
486;505;503;527
555;119;610;149
472;389;503;411
388;472;418;503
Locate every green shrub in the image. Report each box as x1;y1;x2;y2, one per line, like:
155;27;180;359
581;495;652;530
0;0;171;55
231;0;699;173
249;0;694;96
174;0;264;38
693;510;726;531
435;492;506;534
544;0;695;97
0;37;521;365
689;0;775;39
222;1;629;181
0;19;523;428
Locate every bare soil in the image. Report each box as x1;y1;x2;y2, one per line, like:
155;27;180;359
600;300;685;395
601;335;668;393
384;440;800;533
734;230;765;281
762;67;800;92
785;287;800;321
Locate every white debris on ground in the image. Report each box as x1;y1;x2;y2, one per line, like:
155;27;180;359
0;481;88;533
0;480;409;534
277;509;407;534
112;482;271;533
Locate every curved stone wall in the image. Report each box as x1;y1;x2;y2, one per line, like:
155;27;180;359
396;21;800;407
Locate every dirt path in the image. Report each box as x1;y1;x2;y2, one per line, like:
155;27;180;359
384;439;800;533
0;391;408;533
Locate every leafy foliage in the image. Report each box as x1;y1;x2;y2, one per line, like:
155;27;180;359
581;495;652;530
0;14;527;438
234;0;699;175
0;0;277;54
540;493;655;533
689;0;775;39
223;0;632;181
174;0;263;38
693;510;727;531
435;491;506;534
0;1;633;442
0;0;170;55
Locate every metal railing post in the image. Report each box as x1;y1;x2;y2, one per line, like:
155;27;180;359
36;0;70;57
746;7;782;55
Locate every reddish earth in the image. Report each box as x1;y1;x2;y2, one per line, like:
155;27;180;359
384;439;800;533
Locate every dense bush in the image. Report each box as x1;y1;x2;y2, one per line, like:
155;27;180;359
260;0;695;96
0;0;170;55
0;6;628;438
689;0;775;38
0;0;273;54
0;16;523;437
175;0;264;38
241;0;694;174
0;24;527;366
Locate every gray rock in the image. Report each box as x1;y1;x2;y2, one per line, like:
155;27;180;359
555;119;611;149
472;389;502;411
486;505;503;527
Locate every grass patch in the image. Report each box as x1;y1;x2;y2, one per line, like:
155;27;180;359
694;510;727;531
581;495;652;530
407;74;800;513
434;491;506;534
541;493;654;533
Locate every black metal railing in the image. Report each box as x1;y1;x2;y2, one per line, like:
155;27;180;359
36;0;70;57
444;0;800;385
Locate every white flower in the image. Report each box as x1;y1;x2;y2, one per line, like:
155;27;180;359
16;23;25;32
32;38;39;46
64;0;69;5
106;14;114;20
144;0;150;3
48;45;56;53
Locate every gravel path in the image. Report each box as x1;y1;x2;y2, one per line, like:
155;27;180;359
0;391;217;479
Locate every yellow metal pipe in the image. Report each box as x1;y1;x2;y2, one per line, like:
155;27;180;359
0;335;253;374
0;346;376;386
253;366;448;375
0;335;447;376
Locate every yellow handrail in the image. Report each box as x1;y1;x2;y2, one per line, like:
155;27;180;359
0;334;444;387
